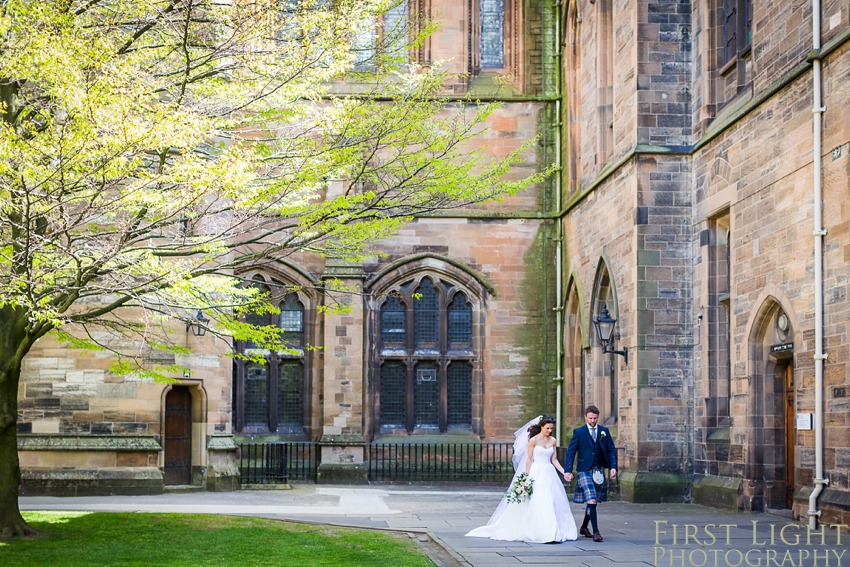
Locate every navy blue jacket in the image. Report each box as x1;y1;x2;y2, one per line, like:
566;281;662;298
564;424;617;473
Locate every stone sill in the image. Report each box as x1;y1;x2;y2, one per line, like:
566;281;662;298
18;434;161;452
318;434;366;446
207;434;237;451
707;426;731;442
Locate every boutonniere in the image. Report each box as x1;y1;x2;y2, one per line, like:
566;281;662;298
600;431;607;438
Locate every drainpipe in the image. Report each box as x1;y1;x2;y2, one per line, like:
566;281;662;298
808;0;828;530
555;99;564;434
553;0;565;435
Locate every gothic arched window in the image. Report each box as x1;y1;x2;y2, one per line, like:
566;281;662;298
376;277;477;434
591;262;618;425
233;277;309;435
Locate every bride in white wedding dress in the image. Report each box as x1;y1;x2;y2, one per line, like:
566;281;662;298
466;415;578;543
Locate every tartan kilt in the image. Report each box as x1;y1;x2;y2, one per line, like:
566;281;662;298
573;471;608;503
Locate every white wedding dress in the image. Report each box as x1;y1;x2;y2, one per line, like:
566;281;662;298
466;445;578;543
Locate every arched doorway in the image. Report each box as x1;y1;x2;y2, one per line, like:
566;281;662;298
164;386;192;485
746;297;797;511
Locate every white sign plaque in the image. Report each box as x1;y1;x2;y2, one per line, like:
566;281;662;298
796;413;813;430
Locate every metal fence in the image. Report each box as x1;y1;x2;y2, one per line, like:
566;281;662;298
237;442;317;485
367;442;515;483
235;441;622;492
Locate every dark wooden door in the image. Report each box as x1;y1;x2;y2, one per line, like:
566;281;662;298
165;387;192;485
785;365;795;509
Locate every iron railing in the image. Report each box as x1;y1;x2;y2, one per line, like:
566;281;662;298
235;441;622;491
367;442;515;482
237;442;317;484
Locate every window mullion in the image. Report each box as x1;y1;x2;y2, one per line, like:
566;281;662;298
405;359;415;433
406;298;415;432
439;293;448;432
269;354;279;432
235;359;245;433
439;359;448;433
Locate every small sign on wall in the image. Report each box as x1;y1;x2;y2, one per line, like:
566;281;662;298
796;413;813;430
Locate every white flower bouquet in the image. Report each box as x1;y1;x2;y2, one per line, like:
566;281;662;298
505;472;534;504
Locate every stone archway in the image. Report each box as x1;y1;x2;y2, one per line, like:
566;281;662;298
744;293;798;511
590;259;619;424
564;278;586;435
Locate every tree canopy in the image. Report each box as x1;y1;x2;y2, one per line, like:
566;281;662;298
0;0;545;538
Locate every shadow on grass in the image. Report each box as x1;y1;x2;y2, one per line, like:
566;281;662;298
0;512;432;567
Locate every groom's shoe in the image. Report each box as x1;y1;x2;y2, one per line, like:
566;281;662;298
592;532;603;542
580;527;593;538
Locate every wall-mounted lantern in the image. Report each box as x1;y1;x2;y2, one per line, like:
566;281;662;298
594;303;627;365
187;310;210;337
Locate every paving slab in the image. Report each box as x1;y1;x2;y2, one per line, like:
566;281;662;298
20;485;850;567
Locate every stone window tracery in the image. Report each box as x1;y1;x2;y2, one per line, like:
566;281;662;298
375;275;477;434
233;275;309;435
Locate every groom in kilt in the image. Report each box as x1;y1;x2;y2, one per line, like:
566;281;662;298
564;405;618;542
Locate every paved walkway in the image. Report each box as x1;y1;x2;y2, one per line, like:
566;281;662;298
20;485;850;566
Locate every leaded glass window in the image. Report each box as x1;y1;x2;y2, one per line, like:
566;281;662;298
447;362;472;426
245;283;272;349
352;16;377;68
480;0;504;69
447;294;472;350
245;363;269;426
415;363;439;427
278;360;303;426
380;361;406;427
383;0;409;60
279;293;304;348
723;0;737;65
234;276;309;434
381;295;406;349
376;275;478;433
414;279;439;350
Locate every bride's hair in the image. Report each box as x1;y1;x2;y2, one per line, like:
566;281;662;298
527;414;556;439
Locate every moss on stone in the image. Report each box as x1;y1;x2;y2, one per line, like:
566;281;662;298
619;471;686;503
513;224;558;430
692;474;741;511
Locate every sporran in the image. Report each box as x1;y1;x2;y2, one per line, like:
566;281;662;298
591;468;605;485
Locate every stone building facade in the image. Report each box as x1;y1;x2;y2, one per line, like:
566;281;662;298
14;0;850;526
559;0;850;524
15;0;563;494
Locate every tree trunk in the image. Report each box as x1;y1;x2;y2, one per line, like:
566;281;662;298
0;306;40;539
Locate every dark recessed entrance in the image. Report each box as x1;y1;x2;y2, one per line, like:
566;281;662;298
164;386;192;485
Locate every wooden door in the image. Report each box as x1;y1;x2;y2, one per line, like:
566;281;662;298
165;387;192;485
784;365;795;509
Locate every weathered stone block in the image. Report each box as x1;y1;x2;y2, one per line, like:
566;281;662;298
618;471;687;503
692;474;742;511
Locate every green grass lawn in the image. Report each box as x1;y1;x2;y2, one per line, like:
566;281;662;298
0;512;434;567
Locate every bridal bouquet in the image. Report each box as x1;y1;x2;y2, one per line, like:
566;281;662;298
505;472;534;504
